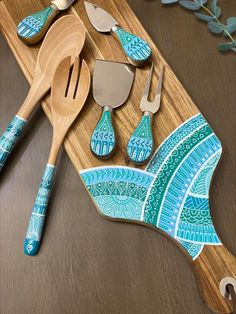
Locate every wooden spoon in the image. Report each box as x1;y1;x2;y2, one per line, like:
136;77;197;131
0;15;85;172
24;56;91;256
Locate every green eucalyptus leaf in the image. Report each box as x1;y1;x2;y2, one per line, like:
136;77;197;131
161;0;179;3
225;17;236;35
195;12;213;22
227;17;236;25
179;0;201;10
218;41;234;52
208;21;224;34
210;0;221;18
211;0;217;14
196;0;207;4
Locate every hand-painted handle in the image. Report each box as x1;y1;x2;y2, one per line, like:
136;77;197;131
113;26;152;65
17;5;59;44
127;113;153;164
0;115;27;172
90;107;116;159
24;164;55;256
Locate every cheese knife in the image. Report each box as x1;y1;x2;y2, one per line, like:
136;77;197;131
90;60;135;159
84;1;152;66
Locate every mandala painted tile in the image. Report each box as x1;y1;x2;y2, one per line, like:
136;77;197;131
81;114;222;260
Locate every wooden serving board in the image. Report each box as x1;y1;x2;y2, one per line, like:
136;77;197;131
0;1;236;313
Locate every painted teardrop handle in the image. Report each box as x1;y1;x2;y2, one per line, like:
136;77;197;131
90;107;116;159
24;164;55;256
194;245;236;313
113;27;152;66
127;114;154;164
17;5;59;45
0;115;27;172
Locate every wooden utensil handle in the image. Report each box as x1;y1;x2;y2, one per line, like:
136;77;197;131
90;106;116;159
24;164;56;256
0;115;27;171
194;245;236;313
127;112;154;164
17;5;59;45
112;26;152;66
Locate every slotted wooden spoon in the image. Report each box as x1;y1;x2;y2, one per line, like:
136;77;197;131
0;15;85;172
24;56;91;256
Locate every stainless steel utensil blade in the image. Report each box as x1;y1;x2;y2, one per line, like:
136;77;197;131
93;60;135;108
84;1;118;32
51;0;76;10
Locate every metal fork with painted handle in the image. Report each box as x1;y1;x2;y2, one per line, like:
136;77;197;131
17;0;76;44
24;56;91;256
127;64;164;164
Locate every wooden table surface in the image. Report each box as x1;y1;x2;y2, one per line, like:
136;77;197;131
0;1;235;313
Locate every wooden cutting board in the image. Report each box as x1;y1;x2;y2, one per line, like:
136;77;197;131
0;1;235;313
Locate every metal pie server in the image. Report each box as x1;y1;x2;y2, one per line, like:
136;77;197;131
127;63;164;164
17;0;76;44
84;1;152;66
91;60;135;159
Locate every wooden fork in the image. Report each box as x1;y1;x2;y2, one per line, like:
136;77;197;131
24;56;91;256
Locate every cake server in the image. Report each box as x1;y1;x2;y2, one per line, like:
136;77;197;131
84;1;152;66
17;0;76;44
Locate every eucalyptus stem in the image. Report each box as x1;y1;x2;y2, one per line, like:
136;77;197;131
201;4;235;42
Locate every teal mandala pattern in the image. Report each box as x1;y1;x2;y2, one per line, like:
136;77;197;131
80;166;154;220
91;110;115;158
81;114;222;260
0;115;27;171
17;6;54;39
24;164;55;255
114;28;152;62
127;115;153;164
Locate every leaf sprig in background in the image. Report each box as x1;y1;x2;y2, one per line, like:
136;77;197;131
161;0;236;53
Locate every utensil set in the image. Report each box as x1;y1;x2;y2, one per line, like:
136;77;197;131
2;1;162;255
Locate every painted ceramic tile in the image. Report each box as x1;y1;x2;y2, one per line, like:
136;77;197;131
80;114;222;260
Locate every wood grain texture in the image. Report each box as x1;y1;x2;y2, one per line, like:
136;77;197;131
0;0;236;313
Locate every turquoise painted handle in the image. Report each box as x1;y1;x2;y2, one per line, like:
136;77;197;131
0;115;27;172
113;27;152;65
17;5;59;44
24;164;55;256
127;114;154;164
90;107;116;159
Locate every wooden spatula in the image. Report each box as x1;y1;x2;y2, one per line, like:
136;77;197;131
0;15;85;172
24;56;91;256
